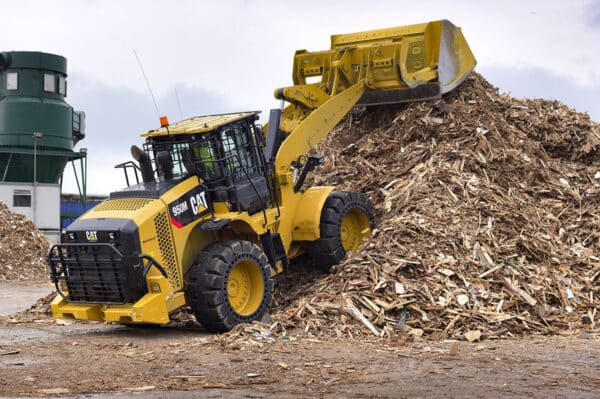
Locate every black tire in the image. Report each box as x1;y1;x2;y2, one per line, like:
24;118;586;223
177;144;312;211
185;240;273;333
309;191;374;267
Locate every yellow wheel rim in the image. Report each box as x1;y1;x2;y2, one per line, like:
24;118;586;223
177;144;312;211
340;208;371;252
227;259;264;316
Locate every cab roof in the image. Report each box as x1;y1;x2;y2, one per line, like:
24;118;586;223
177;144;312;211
141;111;260;138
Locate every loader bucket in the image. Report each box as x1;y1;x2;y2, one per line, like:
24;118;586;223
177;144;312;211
290;20;476;106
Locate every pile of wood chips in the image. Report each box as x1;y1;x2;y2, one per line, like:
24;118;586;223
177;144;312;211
271;73;600;340
0;201;51;280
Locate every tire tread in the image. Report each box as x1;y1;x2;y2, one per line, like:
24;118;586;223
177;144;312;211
309;191;374;268
185;240;273;332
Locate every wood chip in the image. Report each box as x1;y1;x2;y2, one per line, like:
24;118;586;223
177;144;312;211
449;342;459;356
38;388;70;395
345;304;380;336
464;330;482;342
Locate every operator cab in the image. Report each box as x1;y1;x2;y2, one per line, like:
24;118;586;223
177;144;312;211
115;111;272;215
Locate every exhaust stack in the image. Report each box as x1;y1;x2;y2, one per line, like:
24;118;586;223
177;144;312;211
130;145;154;183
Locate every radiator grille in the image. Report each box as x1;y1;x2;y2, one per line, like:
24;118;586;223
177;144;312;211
94;198;154;212
154;212;181;289
48;244;145;304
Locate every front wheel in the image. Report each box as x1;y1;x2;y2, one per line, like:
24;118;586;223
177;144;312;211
185;240;273;332
309;191;374;268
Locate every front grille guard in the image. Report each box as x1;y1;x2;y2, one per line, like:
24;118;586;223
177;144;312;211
48;243;168;305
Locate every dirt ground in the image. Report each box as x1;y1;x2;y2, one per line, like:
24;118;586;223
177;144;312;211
0;282;598;399
0;281;53;316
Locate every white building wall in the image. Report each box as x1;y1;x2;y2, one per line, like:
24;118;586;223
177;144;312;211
0;182;61;243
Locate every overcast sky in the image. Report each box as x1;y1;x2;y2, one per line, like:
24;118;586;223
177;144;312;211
2;0;599;195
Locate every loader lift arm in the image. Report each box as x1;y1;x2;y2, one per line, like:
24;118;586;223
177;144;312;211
270;19;475;181
274;80;365;173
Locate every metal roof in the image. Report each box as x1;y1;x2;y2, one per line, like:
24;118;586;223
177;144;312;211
141;111;260;138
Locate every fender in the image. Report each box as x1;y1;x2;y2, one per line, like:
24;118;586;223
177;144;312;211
291;186;335;241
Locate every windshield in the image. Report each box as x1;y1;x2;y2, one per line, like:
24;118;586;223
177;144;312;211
143;134;218;181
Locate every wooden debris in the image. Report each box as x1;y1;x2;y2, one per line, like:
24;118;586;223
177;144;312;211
171;375;204;380
0;201;51;281
269;73;600;340
449;342;460;356
464;330;482;342
278;362;290;370
0;349;20;356
123;386;155;391
500;276;538;307
37;388;71;395
345;304;380;336
203;383;230;389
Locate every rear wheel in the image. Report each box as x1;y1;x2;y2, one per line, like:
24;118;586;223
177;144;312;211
185;240;273;332
309;191;374;267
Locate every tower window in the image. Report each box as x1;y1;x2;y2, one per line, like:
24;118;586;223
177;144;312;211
6;72;18;90
58;75;67;96
44;73;55;92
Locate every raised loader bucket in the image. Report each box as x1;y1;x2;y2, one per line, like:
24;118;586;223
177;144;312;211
290;20;476;106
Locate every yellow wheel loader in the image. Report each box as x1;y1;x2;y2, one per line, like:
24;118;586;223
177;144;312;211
48;20;475;332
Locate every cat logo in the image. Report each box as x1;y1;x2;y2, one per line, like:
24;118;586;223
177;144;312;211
190;191;209;215
168;185;212;229
86;230;98;242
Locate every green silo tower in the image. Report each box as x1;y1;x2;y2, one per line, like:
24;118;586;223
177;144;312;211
0;51;86;241
0;51;85;183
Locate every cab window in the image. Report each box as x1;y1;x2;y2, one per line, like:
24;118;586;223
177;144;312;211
219;123;260;180
178;135;221;181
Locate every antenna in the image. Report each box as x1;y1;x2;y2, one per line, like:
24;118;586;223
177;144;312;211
133;49;161;119
174;87;183;120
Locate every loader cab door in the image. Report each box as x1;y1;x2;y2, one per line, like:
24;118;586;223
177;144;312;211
219;123;262;181
186;120;271;215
